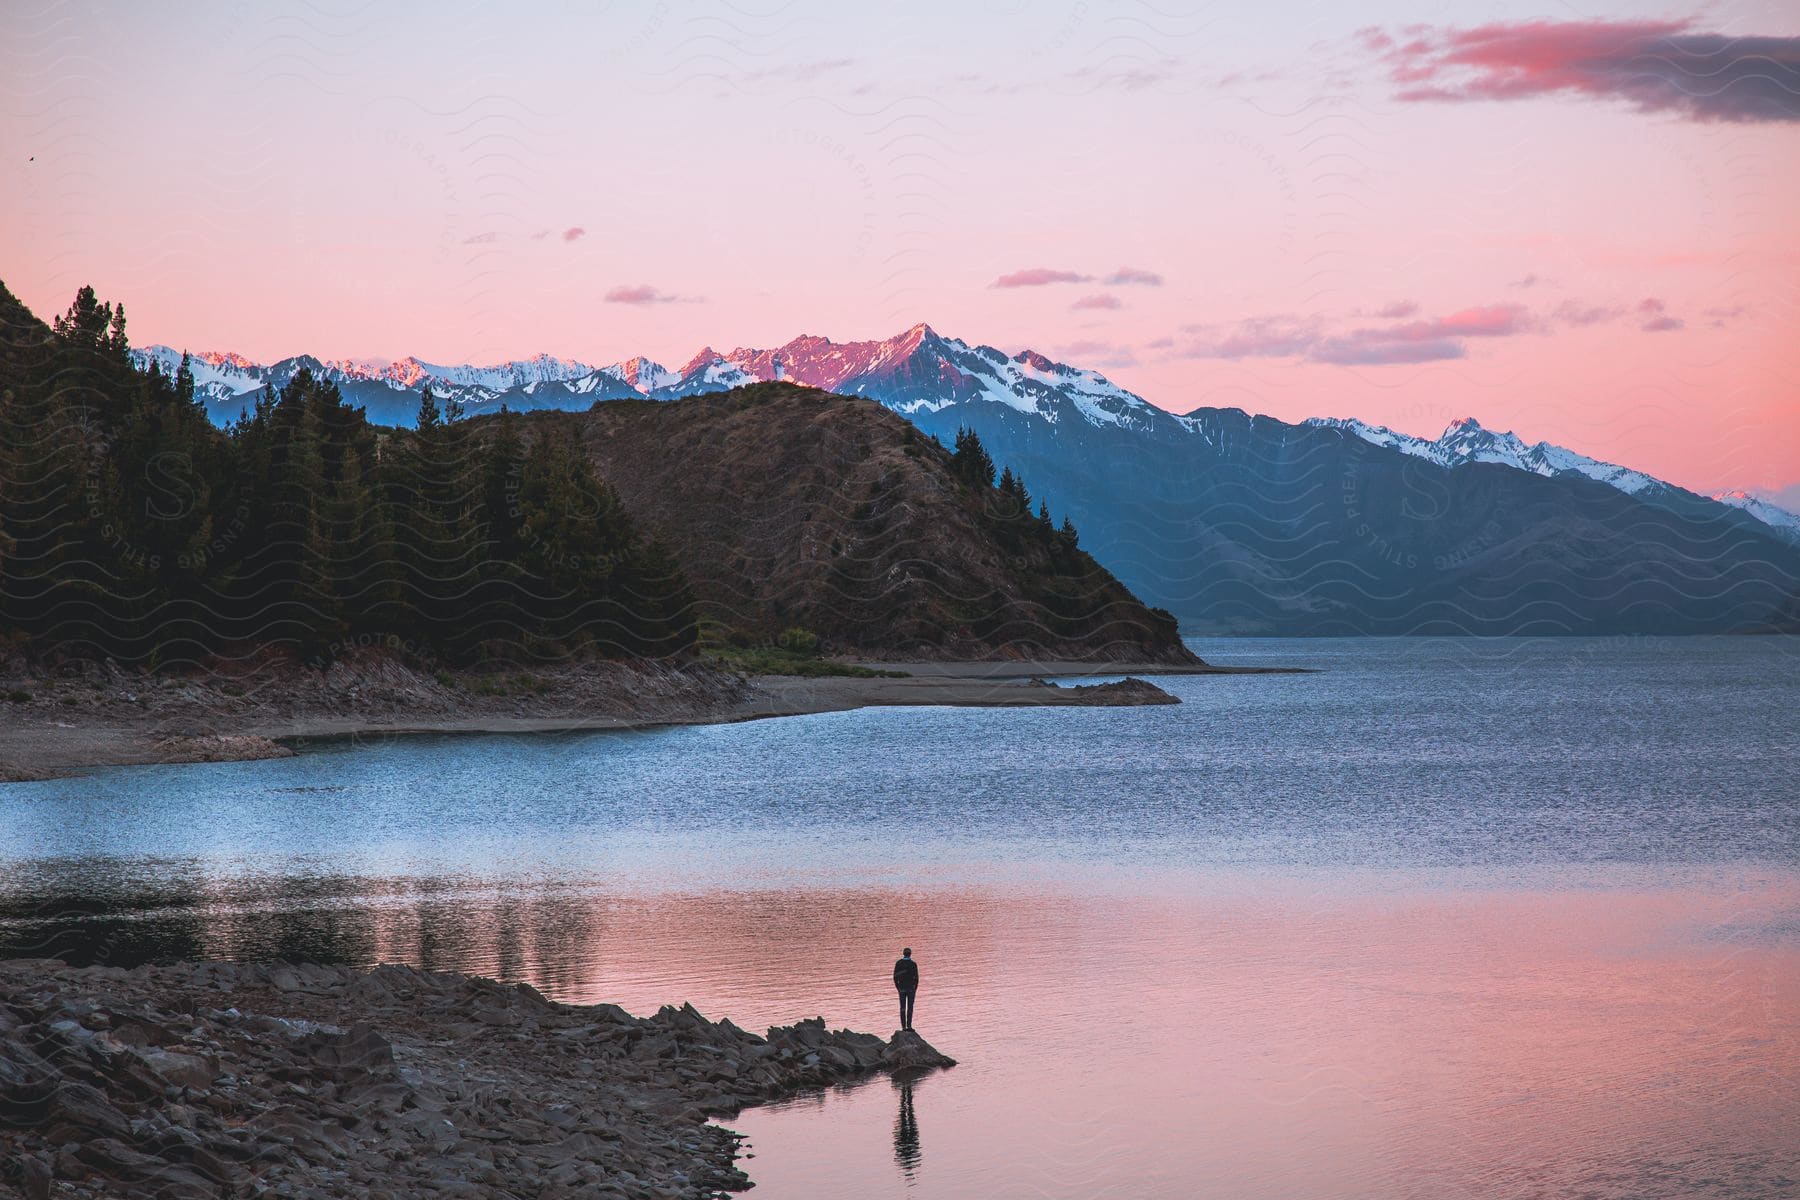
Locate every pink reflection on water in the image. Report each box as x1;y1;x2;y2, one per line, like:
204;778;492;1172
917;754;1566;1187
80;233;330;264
208;873;1800;1196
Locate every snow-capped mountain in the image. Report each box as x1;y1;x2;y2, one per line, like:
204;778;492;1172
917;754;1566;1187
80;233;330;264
130;324;1172;436
1304;413;1800;543
1713;490;1800;541
658;324;1169;434
400;354;596;391
605;356;679;394
131;346;620;423
125;326;1800;634
1306;415;1666;496
133;333;1797;548
1305;414;1800;543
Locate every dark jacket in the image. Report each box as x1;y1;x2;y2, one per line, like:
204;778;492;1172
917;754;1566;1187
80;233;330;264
893;957;918;991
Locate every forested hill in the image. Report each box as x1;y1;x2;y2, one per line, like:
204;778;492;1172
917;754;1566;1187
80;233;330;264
0;282;694;666
0;284;1190;667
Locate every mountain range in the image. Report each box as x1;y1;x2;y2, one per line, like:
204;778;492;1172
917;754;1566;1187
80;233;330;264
131;328;1800;635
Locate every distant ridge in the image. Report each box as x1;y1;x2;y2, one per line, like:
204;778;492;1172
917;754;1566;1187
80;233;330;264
128;328;1800;634
132;331;1800;546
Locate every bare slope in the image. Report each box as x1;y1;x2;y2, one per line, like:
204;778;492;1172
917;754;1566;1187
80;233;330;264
558;383;1197;663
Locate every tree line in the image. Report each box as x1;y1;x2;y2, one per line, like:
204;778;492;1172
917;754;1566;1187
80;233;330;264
0;284;695;667
949;425;1082;558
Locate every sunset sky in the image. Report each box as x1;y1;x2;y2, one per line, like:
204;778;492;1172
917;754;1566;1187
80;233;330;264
3;0;1796;497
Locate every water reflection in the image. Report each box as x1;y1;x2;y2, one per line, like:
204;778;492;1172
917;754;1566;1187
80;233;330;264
894;1079;921;1181
3;637;1798;1197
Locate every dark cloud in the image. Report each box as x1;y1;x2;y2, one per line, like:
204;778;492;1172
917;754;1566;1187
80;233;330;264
1372;19;1800;123
1071;293;1123;311
1375;300;1419;318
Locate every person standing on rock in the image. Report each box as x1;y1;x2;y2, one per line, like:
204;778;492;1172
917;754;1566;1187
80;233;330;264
893;947;919;1031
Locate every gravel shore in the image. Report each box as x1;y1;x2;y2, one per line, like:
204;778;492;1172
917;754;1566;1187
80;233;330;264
0;654;1225;781
0;959;955;1199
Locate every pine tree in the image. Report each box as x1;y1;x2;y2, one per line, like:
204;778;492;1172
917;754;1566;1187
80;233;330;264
51;285;113;350
950;426;996;490
390;385;481;658
0;285;702;669
175;352;198;411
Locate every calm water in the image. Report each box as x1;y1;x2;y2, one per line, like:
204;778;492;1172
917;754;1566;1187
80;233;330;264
3;637;1798;1197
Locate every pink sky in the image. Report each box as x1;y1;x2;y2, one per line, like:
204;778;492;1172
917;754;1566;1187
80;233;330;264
2;1;1795;495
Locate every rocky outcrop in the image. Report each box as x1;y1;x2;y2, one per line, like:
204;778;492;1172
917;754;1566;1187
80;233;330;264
0;960;954;1199
1067;677;1179;704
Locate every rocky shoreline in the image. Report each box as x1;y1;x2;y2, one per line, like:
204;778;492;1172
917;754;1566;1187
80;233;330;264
0;959;955;1199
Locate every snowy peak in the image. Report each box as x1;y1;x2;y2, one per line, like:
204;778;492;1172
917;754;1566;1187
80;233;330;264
130;326;1166;434
1308;414;1800;542
411;353;597;391
1713;490;1800;540
606;356;678;393
129;347;596;396
597;326;1161;433
1310;415;1664;496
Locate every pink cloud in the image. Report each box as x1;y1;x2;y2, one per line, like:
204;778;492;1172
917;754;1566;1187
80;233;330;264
1177;315;1323;360
1311;336;1465;366
1072;293;1122;311
1375;300;1419;318
991;268;1093;288
1372;19;1800;123
1553;300;1624;327
1405;303;1533;338
562;227;586;242
1637;297;1684;332
1103;266;1164;286
1178;302;1533;366
605;284;680;305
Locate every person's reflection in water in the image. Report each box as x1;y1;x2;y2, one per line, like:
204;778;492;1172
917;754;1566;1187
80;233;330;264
893;1078;921;1182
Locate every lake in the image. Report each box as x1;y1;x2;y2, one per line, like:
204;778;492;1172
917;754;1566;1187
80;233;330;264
3;637;1797;1197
